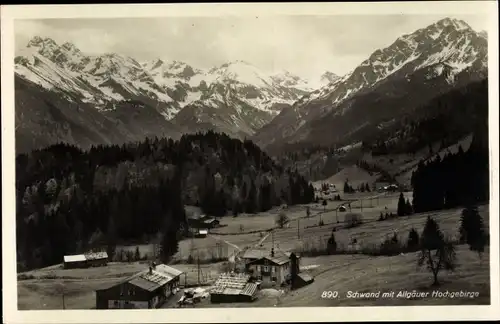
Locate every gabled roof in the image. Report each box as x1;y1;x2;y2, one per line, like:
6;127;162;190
241;248;297;263
64;254;86;263
155;264;184;278
240;283;258;297
241;248;269;260
247;253;291;266
210;273;257;297
297;273;314;283
96;264;184;292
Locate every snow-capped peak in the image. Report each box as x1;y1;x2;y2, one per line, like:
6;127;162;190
15;35;324;122
253;16;488;149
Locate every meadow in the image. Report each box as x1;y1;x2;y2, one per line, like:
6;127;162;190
17;188;490;309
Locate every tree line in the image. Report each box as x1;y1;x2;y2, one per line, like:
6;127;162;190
16;131;315;271
411;131;489;213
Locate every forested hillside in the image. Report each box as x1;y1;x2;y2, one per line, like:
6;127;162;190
16;131;314;271
363;79;488;156
411;128;489;213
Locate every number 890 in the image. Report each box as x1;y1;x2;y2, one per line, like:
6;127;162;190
321;291;338;298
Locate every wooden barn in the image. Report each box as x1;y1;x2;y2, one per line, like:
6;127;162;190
63;254;87;269
95;264;184;309
85;252;108;267
209;273;258;304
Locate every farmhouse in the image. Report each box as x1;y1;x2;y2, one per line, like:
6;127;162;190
63;251;109;269
209;273;258;303
95;263;184;309
186;212;219;230
202;218;220;228
245;248;295;287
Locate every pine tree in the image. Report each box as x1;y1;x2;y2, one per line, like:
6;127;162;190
134;246;141;261
343;180;350;193
159;220;179;263
397;192;406;216
327;231;337;254
407;228;419;251
459;206;488;260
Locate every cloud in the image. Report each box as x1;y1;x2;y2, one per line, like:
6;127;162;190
14;14;489;80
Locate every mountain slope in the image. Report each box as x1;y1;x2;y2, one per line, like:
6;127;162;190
15;74;182;154
15;39;319;143
253;18;488;152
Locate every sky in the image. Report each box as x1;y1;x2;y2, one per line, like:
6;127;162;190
14;14;489;80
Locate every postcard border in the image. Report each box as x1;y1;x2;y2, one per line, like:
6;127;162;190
2;1;499;323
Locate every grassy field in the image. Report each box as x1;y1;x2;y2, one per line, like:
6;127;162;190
17;261;226;310
182;245;490;308
279;245;490;306
17;190;490;309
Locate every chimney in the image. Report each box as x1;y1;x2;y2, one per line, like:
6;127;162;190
149;266;153;274
270;248;275;257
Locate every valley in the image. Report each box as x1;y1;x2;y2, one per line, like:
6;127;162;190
12;15;492;311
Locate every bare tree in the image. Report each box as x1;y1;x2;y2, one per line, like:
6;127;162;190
276;212;289;229
417;217;457;286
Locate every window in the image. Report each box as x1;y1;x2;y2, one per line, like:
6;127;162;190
263;266;269;272
256;265;260;272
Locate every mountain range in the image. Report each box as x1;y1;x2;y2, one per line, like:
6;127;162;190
14;17;487;154
252;17;488;152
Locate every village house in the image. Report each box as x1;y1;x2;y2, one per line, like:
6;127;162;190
245;248;292;287
236;248;313;289
187;214;219;230
209;273;258;303
95;263;184;309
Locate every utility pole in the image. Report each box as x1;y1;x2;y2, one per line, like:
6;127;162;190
297;218;300;239
360;199;363;212
272;230;275;248
62;291;66;310
197;254;200;285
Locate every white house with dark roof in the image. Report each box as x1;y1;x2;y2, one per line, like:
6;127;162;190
95;263;184;309
244;248;293;287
